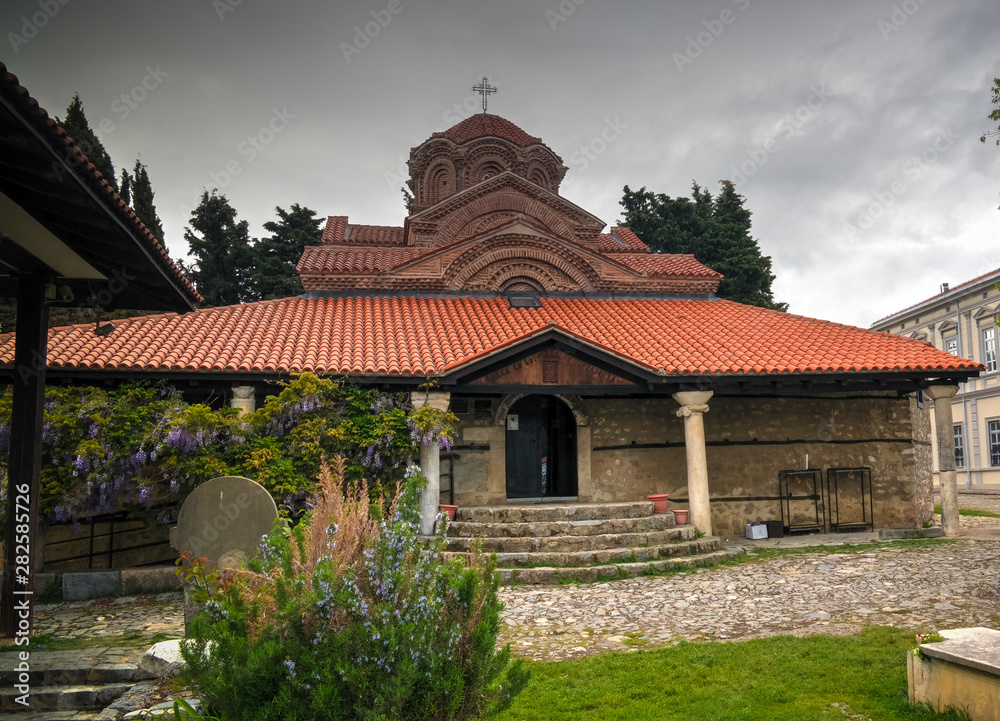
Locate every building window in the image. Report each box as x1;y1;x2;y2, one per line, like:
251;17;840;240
990;419;1000;467
945;337;958;355
953;424;965;469
983;326;997;372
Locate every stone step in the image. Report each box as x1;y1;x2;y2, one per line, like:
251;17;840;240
0;683;131;712
489;535;720;568
456;501;657;524
3;712;104;719
446;527;694;553
500;547;738;584
447;512;678;538
0;648;142;687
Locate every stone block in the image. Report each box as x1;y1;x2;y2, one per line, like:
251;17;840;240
137;640;187;679
63;571;120;601
120;567;179;596
880;528;944;540
909;627;1000;721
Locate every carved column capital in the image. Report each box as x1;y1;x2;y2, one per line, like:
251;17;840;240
676;404;710;418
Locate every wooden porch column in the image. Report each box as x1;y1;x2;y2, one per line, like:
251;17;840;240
926;385;959;537
673;391;714;535
2;275;48;638
410;391;451;535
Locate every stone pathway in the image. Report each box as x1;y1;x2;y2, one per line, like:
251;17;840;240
27;537;1000;665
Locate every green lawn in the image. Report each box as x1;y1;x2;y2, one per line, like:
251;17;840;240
492;627;969;721
933;504;1000;518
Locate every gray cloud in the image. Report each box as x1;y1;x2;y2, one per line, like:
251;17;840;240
2;0;998;327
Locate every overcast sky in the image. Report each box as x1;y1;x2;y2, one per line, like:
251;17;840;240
3;0;998;327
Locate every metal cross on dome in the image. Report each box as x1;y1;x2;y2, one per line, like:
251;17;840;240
472;76;497;114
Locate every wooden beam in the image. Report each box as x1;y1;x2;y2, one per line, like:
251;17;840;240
1;274;47;638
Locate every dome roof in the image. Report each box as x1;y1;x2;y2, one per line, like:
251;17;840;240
435;114;544;147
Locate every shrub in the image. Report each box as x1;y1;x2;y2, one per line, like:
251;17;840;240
179;459;528;720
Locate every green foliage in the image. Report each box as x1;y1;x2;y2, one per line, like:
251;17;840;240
0;374;416;528
129;158;165;243
184;190;257;307
979;77;1000;146
249;204;323;300
58;93;118;191
620;181;787;311
494;627;969;721
179;462;527;720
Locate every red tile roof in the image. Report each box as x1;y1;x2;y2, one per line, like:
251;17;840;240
435;114;544;147
0;295;979;378
0;62;201;305
320;217;405;246
598;227;650;253
297;247;430;274
606;254;722;279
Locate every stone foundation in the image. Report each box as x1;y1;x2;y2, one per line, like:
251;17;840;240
449;392;932;539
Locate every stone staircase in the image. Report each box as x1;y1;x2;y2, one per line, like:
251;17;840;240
0;647;141;718
445;501;736;584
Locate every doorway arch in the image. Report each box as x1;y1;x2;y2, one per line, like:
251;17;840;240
502;395;578;499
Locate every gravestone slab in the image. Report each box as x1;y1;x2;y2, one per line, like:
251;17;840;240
169;476;278;569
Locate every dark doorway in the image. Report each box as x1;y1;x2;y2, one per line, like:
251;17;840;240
505;396;577;499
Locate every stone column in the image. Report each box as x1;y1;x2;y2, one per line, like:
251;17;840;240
926;385;960;537
231;385;256;416
673;391;714;535
410;391;452;535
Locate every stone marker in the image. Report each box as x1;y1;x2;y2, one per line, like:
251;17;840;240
137;639;187;679
169;476;278;568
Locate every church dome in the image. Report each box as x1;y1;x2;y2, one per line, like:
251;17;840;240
407;114;567;211
437;114;544;147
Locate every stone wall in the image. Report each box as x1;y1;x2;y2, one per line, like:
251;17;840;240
449;392;933;539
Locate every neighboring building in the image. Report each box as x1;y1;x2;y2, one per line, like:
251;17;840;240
1;112;983;540
871;269;1000;489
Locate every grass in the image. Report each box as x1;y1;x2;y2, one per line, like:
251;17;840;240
1;630;175;652
933;504;1000;518
492;627;970;721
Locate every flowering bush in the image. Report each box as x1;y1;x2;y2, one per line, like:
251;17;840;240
0;374;416;530
179;459;528;721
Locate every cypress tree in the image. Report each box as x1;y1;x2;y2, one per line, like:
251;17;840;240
250;205;323;300
184;190;255;307
130;159;165;242
58;94;117;191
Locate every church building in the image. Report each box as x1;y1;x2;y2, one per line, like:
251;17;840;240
1;101;982;541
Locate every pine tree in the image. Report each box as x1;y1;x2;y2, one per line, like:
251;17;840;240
120;169;132;206
620;182;787;311
250;204;322;300
58;94;118;191
184;190;256;307
130;159;165;243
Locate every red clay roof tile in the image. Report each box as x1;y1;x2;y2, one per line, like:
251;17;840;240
434;114;544;147
598;227;650;253
0;296;979;378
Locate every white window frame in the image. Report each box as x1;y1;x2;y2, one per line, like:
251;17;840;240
945;337;958;356
990;419;1000;468
983;326;997;372
953;424;965;469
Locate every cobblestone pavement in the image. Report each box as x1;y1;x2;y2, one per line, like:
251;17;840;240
498;539;1000;660
31;537;1000;664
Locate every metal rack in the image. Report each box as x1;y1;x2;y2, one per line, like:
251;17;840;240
779;469;826;533
826;467;873;532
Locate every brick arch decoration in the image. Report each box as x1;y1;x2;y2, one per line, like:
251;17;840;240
526;165;550;191
476;262;566;292
464;142;519;186
494;393;589;427
524;148;566;190
438;192;580;243
444;238;600;292
422;159;457;206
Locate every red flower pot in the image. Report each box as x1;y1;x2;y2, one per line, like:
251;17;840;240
672;509;689;525
647;493;669;514
439;504;458;521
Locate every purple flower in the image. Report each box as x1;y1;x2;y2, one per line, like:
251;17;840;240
170;480;179;494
